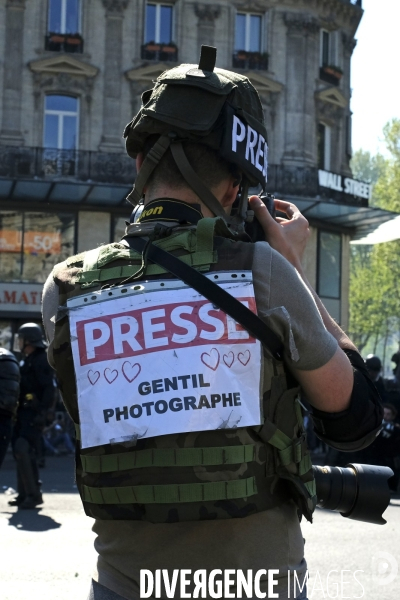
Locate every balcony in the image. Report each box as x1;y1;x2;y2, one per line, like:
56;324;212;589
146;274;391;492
232;51;269;72
319;65;343;86
141;43;178;62
45;33;84;53
0;146;136;207
0;146;135;184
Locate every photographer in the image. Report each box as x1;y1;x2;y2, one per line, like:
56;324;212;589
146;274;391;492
42;49;382;600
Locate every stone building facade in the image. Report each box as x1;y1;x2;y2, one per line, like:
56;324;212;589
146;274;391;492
1;0;389;348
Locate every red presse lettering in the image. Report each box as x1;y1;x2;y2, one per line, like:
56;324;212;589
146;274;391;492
76;298;257;366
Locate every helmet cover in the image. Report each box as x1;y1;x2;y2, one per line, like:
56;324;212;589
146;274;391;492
124;55;268;190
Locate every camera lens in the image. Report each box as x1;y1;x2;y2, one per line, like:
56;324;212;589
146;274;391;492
313;463;393;525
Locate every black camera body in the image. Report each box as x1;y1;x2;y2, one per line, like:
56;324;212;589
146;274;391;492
244;193;276;243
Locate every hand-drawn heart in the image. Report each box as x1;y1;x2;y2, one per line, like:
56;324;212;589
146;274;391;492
122;361;141;383
237;350;251;366
201;348;220;371
223;351;234;368
104;368;118;384
88;370;100;385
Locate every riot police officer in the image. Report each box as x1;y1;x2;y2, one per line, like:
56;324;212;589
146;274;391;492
0;348;20;468
8;323;54;509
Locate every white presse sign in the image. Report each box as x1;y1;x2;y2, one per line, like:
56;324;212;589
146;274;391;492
69;277;262;449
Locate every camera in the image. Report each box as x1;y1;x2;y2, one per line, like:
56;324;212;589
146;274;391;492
243;193;276;243
313;463;394;525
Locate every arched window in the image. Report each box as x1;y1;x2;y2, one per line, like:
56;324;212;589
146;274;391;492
48;0;80;34
43;95;79;150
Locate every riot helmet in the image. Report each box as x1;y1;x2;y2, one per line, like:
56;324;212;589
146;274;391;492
123;45;268;233
0;348;20;416
365;354;382;372
17;323;46;349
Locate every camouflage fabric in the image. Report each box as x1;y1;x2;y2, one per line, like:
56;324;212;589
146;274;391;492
50;221;316;522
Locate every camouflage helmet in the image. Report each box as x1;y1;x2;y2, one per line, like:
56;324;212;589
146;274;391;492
123;46;268;223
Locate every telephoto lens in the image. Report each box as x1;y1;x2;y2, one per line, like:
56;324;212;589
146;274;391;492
313;463;393;525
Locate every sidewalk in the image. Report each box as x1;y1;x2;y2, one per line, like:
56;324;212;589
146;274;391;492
1;450;399;600
0;452;97;600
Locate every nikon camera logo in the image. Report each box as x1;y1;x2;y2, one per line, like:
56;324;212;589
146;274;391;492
138;206;164;221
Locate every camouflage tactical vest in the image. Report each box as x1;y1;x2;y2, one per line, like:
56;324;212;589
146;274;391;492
50;217;316;522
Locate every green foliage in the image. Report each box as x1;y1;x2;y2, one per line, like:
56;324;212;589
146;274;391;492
350;149;386;187
349;120;400;358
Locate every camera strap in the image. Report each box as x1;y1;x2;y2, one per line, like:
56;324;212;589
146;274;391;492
122;235;284;361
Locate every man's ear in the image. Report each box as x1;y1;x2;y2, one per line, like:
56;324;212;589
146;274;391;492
136;153;144;172
220;175;240;209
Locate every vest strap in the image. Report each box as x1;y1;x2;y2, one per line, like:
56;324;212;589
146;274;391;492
76;250;217;287
81;444;256;473
82;248;101;272
81;476;257;505
195;217;232;254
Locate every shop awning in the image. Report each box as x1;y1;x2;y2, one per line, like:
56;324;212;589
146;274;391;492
0;179;132;206
282;195;399;240
350;213;400;244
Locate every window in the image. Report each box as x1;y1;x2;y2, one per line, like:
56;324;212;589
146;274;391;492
345;115;352;158
235;13;262;52
320;30;330;66
44;95;79;150
320;29;339;67
145;3;173;44
48;0;80;34
317;123;331;171
317;231;341;322
0;211;75;283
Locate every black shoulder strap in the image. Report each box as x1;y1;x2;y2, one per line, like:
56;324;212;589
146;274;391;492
123;235;284;361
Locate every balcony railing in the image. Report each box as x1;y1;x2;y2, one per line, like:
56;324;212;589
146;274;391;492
265;165;368;206
45;33;84;53
0;147;367;206
0;146;135;185
319;65;343;86
232;51;269;71
141;43;178;62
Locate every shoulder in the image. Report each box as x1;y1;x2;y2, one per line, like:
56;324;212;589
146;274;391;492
52;251;86;281
32;350;51;371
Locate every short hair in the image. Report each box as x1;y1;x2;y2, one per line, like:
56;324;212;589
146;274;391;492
143;136;238;191
383;403;398;418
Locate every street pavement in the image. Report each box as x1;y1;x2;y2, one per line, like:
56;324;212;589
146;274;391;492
0;452;399;600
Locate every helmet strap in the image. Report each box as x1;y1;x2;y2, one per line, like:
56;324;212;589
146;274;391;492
169;141;227;219
126;134;172;205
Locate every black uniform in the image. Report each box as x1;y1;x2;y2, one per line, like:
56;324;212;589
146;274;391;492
11;348;54;504
0;349;20;468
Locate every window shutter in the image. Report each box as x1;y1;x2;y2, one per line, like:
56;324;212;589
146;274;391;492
330;31;339;67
